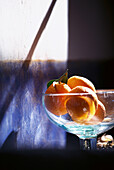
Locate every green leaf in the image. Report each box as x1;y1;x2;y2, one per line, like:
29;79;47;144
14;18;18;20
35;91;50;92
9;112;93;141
47;79;57;89
46;69;68;89
59;69;68;84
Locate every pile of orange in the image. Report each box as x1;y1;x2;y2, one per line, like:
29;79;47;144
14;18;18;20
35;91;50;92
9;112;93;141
44;71;106;125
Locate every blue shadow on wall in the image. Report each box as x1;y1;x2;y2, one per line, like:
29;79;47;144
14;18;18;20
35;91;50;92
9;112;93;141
0;60;67;149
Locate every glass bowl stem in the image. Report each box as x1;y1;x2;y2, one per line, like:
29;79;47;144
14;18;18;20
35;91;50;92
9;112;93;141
79;137;97;150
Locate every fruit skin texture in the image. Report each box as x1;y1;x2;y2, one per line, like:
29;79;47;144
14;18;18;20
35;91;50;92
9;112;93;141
44;82;71;116
66;86;98;124
66;96;96;124
70;86;98;109
67;75;96;92
85;100;106;125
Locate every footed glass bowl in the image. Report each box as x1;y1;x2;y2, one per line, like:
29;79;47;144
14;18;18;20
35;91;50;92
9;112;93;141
42;90;114;150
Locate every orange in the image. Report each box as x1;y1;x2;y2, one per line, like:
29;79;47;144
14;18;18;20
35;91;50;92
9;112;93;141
66;96;96;124
44;82;71;116
70;86;98;109
45;72;106;125
85;100;106;125
67;75;96;92
66;86;98;124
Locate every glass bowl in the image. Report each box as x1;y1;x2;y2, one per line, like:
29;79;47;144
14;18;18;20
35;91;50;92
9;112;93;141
42;89;114;150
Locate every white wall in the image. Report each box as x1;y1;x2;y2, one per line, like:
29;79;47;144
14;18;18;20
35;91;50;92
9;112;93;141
0;0;68;61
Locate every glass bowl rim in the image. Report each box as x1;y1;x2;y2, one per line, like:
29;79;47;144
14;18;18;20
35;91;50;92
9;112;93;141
43;89;114;96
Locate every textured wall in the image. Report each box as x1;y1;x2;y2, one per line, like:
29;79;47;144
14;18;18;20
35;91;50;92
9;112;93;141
0;61;67;149
0;0;68;149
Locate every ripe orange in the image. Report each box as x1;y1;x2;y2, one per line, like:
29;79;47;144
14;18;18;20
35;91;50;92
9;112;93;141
85;100;106;125
44;71;105;125
44;82;71;116
66;96;96;124
70;86;98;109
66;86;98;124
67;75;96;92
